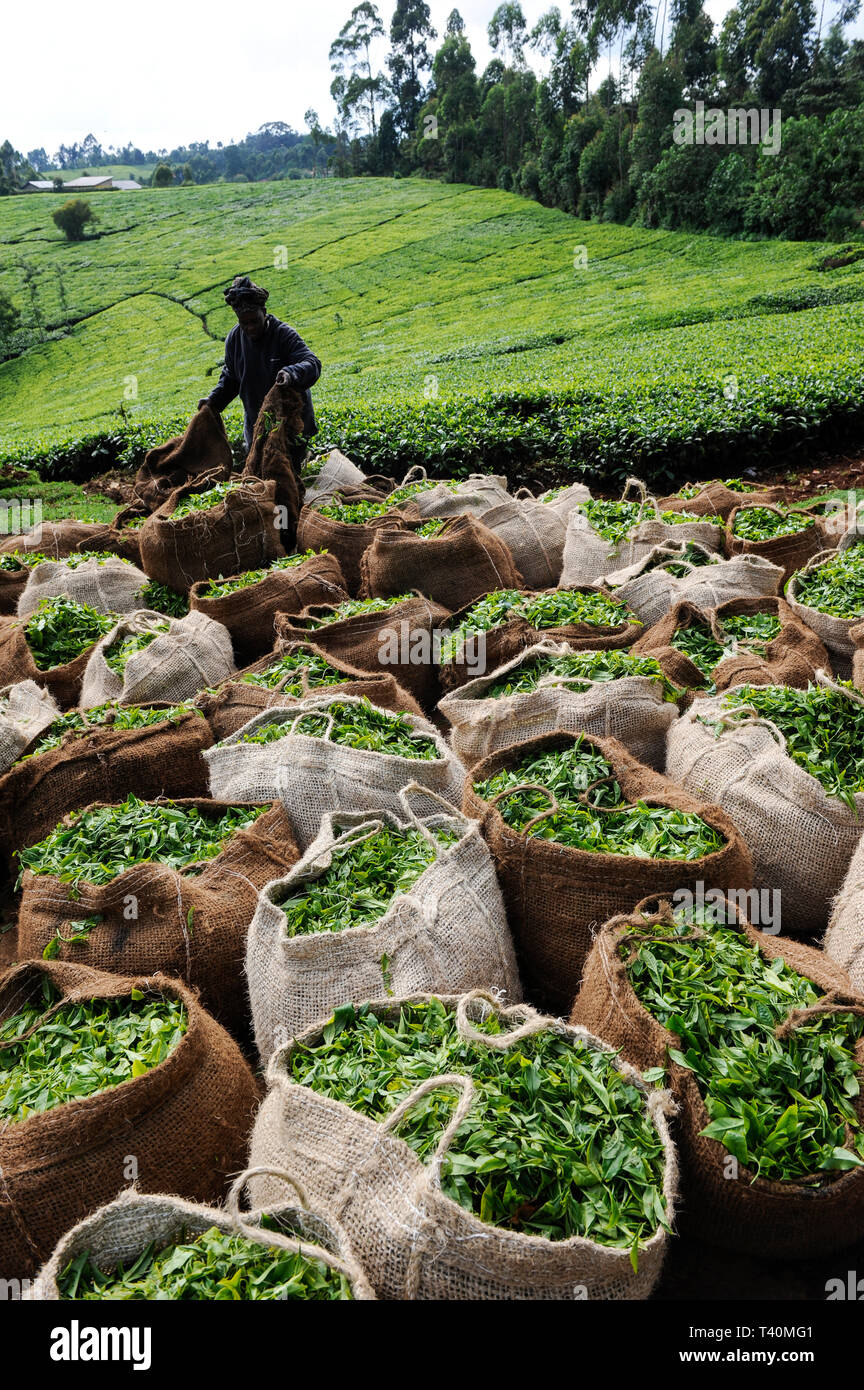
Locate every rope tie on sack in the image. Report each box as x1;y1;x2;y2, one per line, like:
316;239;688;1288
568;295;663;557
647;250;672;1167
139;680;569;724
224;1166;367;1289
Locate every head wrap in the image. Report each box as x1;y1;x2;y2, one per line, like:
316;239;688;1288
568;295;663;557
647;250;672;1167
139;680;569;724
224;275;269;310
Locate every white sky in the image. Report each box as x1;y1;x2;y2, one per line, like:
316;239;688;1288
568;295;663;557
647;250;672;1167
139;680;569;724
2;0;857;157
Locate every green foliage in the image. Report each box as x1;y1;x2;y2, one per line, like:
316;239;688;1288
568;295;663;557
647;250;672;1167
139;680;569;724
624;909;864;1180
241;649;348;692
16;702;200;762
104;623;170;674
23;597;115;670
441;588;636;664
305;593;415;627
201;552;320;598
290;997;670;1246
140;582;189;617
51;198;97;242
792;540;864;618
0;980;187;1123
732;506;816;540
18;795;266;886
483;648;680;700
170;481;244;519
670;611;781;681
238;697;440;760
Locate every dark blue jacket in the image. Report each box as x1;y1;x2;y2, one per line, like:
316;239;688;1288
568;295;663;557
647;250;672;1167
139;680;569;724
207;315;321;448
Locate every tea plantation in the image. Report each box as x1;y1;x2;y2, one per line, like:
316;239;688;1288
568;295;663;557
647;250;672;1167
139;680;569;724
2;177;864;487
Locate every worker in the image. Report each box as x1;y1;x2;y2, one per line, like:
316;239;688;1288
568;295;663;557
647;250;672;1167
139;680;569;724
199;274;321;465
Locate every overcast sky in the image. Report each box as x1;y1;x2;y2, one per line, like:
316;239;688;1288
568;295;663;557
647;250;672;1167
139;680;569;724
3;0;856;157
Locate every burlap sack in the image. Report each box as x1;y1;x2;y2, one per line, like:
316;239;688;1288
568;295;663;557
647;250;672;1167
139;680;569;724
439;640;679;771
139;473;285;590
725;504;832;583
133;403;232;511
80;610;236;709
296;500;418;595
196;642;423;742
853;620;864;691
106;505;147;564
28;1170;375;1300
609;550;783;628
825;832;864;994
16;555;148;620
276;596;450;712
477;498;567;590
631;596;832;693
438;588;641;696
242;383;306;550
665;675;864;934
359;515;521;610
785;533;863;667
0;562;29;616
204;692;466;849
303;449;368;505
0;959;258;1280
0;681;59;776
247;793;521;1061
247;989;678;1300
0;705;213;866
562;507;724;588
656;480;784;520
407;471;511;519
17;798;298;1038
0;521;116;561
190;552;348;666
536;481;592;521
463;730;752;1012
0;614;102;710
573;901;864;1258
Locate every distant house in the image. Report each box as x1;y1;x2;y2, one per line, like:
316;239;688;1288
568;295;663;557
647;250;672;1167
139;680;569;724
24;176;142;192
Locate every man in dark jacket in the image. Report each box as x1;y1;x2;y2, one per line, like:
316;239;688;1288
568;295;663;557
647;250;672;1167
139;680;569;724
199;275;321;460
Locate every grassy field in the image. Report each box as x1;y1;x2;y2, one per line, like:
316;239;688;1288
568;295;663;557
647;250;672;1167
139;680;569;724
37;163;157;181
2;178;864;486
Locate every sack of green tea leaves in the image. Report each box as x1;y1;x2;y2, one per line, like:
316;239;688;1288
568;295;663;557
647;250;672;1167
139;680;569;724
656;478;784;520
0;597;118;709
247;989;678;1299
438;640;681;772
80;609;236;709
573;897;864;1258
29;1168;374;1300
0;958;258;1280
16;553;149;620
0;553;36;616
666;673;864;934
16;795;299;1037
0;520;118;562
0;702;213;867
138;473;285;591
133;403;233;512
464;730;751;1012
471;499;566;590
359;515;522;611
196;642;424;742
242;384;306;548
276;594;451;712
630;596;831;694
296;495;424;596
0;681;58;777
785;533;864;673
391;467;512;520
725;503;832;583
106;505;148;565
247;789;521;1060
561;481;724;588
189;551;348;666
438;587;642;696
608;549;783;628
302;449;368;506
825;829;864;995
205;693;466;850
536;480;592;523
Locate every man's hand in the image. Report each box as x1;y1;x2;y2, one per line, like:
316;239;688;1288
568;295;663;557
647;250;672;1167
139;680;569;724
275;368;295;387
197;398;210;410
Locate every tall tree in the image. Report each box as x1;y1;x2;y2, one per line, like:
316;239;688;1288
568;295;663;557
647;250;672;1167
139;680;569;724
330;3;388;136
488;3;528;65
388;1;438;136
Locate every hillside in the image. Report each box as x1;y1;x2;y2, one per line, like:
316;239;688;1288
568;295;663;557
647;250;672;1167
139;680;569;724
2;178;864;486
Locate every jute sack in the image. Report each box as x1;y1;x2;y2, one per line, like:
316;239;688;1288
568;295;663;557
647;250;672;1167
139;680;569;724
536;481;592;523
0;705;213;867
28;1168;375;1300
725;504;833;583
853;620;864;691
463;730;752;1013
438;587;642;697
438;639;679;771
630;596;832;694
359;515;521;610
276;596;451;712
296;500;419;595
665;673;864;934
405;470;512;519
242;383;306;549
196;642;423;742
785;533;863;668
80;610;236;708
0;681;58;776
656;479;783;520
608;550;783;628
478;498;567;590
247;791;521;1061
17;555;148;620
0;959;258;1280
133;403;232;511
138;473;285;591
204;692;466;850
247;989;678;1300
17;798;298;1038
0;562;30;617
573;899;864;1258
825;831;864;994
0;614;103;710
0;520;117;561
189;552;348;666
106;506;147;564
303;449;368;506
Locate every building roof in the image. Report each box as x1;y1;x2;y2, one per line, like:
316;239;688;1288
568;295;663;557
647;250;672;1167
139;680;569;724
111;180;142;190
64;176;114;190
